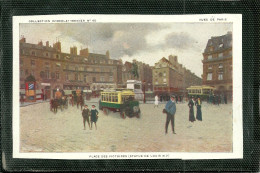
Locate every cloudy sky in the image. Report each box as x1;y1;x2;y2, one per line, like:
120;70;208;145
20;23;232;76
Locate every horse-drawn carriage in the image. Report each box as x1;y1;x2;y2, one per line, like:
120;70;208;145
50;96;68;113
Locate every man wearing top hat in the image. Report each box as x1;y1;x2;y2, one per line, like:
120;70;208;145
164;95;177;134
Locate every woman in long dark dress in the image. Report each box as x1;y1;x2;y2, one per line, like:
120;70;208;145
90;105;99;130
195;97;202;121
188;97;196;122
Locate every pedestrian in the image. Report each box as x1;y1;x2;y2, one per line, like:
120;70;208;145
82;105;90;130
188;96;196;122
90;105;99;130
224;94;227;104
164;95;176;134
154;94;159;108
195;97;202;121
216;95;220;106
221;94;224;104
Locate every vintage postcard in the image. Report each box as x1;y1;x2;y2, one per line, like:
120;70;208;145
13;14;242;159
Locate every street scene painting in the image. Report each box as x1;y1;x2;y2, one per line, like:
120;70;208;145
13;15;242;159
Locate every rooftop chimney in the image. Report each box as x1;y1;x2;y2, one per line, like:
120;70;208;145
53;41;61;52
46;41;49;47
80;48;89;57
70;46;77;55
106;50;110;59
20;35;26;43
38;40;43;46
227;31;232;35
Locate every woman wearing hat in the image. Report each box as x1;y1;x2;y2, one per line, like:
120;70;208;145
188;96;196;122
195;97;202;121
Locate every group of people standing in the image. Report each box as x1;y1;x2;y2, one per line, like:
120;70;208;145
81;105;99;130
162;95;203;135
188;96;202;122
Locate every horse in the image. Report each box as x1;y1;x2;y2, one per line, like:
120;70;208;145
77;95;84;110
50;99;59;113
50;98;63;113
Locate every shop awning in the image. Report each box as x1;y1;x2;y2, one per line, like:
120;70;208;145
83;90;92;93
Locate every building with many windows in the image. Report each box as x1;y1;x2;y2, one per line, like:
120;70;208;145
202;31;232;99
19;37;123;99
153;55;202;99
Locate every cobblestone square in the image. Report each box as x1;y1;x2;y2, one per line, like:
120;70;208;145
20;101;233;152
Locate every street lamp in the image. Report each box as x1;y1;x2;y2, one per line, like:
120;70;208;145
143;80;146;103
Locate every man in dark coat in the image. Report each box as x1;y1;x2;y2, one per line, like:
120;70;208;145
90;105;99;130
82;105;90;130
165;95;177;134
188;96;196;122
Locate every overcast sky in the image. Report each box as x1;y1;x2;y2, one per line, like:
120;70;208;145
20;23;232;77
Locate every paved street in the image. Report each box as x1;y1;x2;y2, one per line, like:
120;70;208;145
20;100;233;152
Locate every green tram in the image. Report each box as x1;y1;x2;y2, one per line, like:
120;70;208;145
187;85;215;100
99;89;141;119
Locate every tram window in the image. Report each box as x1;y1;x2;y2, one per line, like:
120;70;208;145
112;96;114;102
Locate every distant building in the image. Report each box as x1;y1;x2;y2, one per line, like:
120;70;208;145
19;37;122;99
153;55;202;98
202;31;232;99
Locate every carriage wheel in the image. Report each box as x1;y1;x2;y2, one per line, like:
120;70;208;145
120;111;126;119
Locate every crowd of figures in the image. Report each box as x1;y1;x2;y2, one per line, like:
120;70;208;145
159;95;185;103
162;95;203;135
207;94;228;105
159;93;230;135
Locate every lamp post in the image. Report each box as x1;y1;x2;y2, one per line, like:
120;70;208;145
143;80;146;103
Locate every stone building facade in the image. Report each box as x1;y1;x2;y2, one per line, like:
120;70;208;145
19;37;123;99
202;32;232;99
153;55;202;97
